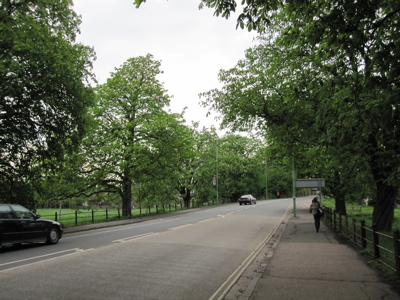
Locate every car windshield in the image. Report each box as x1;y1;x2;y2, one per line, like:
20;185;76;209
241;195;251;198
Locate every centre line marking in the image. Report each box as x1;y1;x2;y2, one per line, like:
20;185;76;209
168;224;193;230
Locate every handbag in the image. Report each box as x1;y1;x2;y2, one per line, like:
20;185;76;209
318;207;324;218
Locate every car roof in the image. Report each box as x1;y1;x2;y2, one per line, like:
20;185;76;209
0;204;24;208
0;204;31;211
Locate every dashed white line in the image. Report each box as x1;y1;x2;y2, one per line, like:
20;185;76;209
198;218;213;223
112;232;158;243
0;248;84;267
168;224;193;231
0;248;92;273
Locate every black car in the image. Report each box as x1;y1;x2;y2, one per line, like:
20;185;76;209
0;204;63;247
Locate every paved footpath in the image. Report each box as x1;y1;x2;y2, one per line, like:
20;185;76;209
225;199;400;300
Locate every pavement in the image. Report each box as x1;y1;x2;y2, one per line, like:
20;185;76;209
224;199;400;300
62;200;400;300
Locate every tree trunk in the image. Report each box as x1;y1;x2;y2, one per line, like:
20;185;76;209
372;181;396;232
334;194;347;215
121;178;132;217
183;188;191;208
366;130;398;231
331;170;347;215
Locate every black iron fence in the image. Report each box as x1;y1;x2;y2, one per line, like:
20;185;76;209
323;206;400;277
40;202;206;228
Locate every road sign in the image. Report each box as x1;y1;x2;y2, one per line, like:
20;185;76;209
295;178;325;188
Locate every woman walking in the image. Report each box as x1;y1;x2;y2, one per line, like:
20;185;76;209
309;197;321;232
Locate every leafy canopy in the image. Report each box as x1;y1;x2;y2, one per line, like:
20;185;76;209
0;0;96;204
80;54;194;215
199;1;400;230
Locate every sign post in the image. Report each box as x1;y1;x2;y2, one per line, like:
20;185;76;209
295;178;325;188
292;165;296;217
295;179;326;205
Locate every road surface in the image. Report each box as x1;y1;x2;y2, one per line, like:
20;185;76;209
0;198;295;300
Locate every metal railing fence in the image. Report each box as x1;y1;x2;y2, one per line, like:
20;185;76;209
39;203;195;228
323;206;400;277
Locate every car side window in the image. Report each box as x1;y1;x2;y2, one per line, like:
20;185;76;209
10;205;35;220
0;206;13;219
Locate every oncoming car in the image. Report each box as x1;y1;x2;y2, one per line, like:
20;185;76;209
238;195;257;205
0;204;63;247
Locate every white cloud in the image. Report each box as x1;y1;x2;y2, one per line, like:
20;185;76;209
73;0;257;130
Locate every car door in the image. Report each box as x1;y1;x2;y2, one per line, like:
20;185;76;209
10;205;47;242
0;205;21;245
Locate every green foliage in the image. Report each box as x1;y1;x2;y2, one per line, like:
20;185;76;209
0;0;96;203
193;132;287;204
68;54;194;216
323;197;400;283
216;135;260;202
280;1;400;231
138;0;280;33
322;198;400;232
190;128;219;204
200;2;400;231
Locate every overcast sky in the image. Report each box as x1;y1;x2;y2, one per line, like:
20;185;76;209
73;0;257;130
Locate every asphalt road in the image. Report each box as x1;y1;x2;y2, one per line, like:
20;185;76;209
0;198;294;300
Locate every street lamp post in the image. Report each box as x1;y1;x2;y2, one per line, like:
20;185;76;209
265;159;268;200
216;136;219;205
292;156;296;217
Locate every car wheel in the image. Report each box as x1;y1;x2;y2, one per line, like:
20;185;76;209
46;226;60;245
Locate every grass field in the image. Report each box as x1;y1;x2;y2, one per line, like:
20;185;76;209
37;205;184;228
321;198;400;231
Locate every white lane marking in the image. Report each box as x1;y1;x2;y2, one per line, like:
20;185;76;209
168;224;193;231
198;218;213;223
0;248;83;267
112;232;158;243
0;248;92;274
209;206;291;300
63;218;182;240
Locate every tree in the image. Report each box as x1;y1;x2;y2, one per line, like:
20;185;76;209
134;0;279;32
280;1;400;231
188;126;219;205
211;134;265;203
175;123;211;208
200;28;323;189
199;2;400;230
0;0;96;204
81;54;194;216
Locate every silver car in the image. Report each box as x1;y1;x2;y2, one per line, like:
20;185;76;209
238;195;257;205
